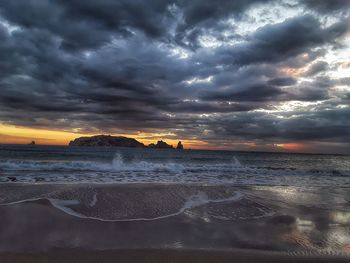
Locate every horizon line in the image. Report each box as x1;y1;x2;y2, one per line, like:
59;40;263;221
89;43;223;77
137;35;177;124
0;142;348;156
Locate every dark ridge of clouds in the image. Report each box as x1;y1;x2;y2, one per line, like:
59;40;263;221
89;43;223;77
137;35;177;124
174;0;272;48
0;1;349;152
280;48;327;69
177;0;269;28
197;107;350;142
200;77;331;103
210;15;349;67
268;77;297;86
0;0;271;51
195;15;348;104
57;0;171;39
0;0;170;50
201;83;285;102
163;101;266;113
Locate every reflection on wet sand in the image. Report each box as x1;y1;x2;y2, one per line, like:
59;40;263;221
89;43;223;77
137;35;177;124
0;184;349;262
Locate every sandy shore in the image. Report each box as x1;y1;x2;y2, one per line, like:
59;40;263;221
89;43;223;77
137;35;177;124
1;248;350;263
0;183;349;262
0;249;349;263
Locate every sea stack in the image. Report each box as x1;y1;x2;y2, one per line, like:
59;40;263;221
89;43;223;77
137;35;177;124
148;140;174;149
176;141;184;149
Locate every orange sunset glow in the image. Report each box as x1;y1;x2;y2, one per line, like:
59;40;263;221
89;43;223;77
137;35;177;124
0;123;310;152
0;0;349;155
0;123;205;149
274;143;305;152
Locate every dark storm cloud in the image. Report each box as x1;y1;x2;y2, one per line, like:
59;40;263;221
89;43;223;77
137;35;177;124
0;0;270;51
195;15;348;104
177;0;267;27
268;77;297;86
196;107;350;143
0;0;172;50
209;15;349;66
201;83;284;102
163;101;264;113
200;76;330;103
0;0;349;152
304;61;329;76
173;0;272;48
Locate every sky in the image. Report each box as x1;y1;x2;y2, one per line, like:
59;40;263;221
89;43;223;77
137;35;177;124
0;0;349;153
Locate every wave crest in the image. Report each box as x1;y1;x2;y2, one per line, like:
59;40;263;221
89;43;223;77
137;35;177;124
0;152;184;173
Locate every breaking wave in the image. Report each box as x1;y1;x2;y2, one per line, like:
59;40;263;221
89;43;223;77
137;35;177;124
0;153;184;173
0;152;349;185
0;191;244;222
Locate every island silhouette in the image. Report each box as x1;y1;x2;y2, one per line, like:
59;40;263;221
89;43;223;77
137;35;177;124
69;135;184;149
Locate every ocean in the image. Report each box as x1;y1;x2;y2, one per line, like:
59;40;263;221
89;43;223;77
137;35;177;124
0;145;350;260
0;144;349;185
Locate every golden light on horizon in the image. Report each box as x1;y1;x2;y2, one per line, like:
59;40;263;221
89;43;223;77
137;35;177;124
0;123;205;149
0;123;310;152
0;123;89;145
274;143;304;151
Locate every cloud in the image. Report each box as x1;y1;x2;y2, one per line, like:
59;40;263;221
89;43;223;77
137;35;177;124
302;0;350;14
210;15;349;66
0;0;173;50
304;61;329;76
0;0;349;152
268;77;297;86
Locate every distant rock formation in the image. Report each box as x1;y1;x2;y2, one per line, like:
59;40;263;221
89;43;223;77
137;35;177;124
28;141;35;145
176;141;184;149
148;140;174;149
69;135;185;150
69;135;145;148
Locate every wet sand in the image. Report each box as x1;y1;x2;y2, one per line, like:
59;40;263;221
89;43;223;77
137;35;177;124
0;184;349;262
1;248;350;263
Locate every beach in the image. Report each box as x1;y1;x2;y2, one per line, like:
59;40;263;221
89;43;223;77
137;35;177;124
0;183;349;262
1;248;349;263
0;145;349;262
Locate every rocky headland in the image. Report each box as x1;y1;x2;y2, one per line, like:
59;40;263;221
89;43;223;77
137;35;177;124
69;135;145;148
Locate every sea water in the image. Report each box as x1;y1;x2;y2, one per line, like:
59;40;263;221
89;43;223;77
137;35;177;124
0;145;350;255
0;144;349;186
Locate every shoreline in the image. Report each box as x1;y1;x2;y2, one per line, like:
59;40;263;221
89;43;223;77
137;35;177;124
0;183;349;257
1;248;349;263
2;143;348;156
1;181;350;188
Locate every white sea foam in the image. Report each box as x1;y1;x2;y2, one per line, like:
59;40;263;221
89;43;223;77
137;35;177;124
1;191;244;222
0;197;44;206
182;191;243;210
231;156;242;167
48;198;84;218
0;153;349;186
0;153;184;173
89;193;98;207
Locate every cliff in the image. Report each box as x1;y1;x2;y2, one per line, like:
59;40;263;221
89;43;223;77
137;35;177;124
69;135;145;148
